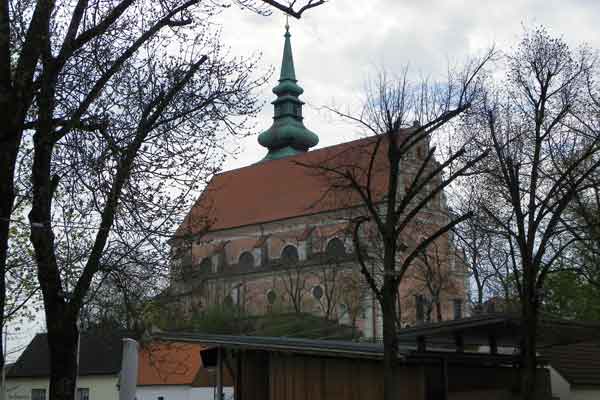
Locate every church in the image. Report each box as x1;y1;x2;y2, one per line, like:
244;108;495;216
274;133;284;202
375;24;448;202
167;24;469;339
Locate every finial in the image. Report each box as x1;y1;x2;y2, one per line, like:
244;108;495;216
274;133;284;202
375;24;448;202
285;14;290;32
257;19;319;162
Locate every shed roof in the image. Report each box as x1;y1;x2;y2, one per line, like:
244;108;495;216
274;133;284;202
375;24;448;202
154;332;389;359
7;332;126;378
395;313;600;348
151;332;519;366
539;340;600;386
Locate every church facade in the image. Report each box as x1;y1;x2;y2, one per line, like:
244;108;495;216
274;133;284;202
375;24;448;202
168;25;469;339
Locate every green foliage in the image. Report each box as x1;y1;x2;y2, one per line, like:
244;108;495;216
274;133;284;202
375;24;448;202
159;305;359;340
251;313;358;340
190;304;250;335
543;270;600;321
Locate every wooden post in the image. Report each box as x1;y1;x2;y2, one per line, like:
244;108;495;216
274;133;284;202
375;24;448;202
441;358;449;400
236;350;242;400
489;334;498;355
217;347;224;400
454;333;464;353
417;335;426;352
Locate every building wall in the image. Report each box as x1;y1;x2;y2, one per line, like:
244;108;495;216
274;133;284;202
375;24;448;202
136;385;234;400
254;351;425;400
570;388;600;400
236;350;550;400
548;366;571;399
6;376;119;400
547;366;600;400
168;210;468;337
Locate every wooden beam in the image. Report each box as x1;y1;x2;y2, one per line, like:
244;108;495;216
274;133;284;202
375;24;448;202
417;335;426;352
489;334;498;355
441;358;449;400
454;333;464;353
217;347;224;400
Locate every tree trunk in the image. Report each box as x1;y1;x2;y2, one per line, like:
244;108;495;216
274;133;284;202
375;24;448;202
381;235;399;400
382;284;398;400
0;125;22;373
520;293;538;400
28;97;81;400
47;313;79;400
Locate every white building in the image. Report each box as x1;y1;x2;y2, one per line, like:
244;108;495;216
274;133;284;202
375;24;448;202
6;333;123;400
5;333;232;400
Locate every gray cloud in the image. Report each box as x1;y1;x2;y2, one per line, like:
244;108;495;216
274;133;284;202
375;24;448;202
215;0;600;170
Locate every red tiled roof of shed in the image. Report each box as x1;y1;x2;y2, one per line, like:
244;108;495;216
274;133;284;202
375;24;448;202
138;342;203;386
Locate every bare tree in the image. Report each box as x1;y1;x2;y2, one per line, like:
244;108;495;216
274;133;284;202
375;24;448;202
338;270;367;336
278;247;307;314
298;53;493;399
567;170;600;287
0;0;327;381
408;239;459;322
312;261;341;320
453;194;518;310
462;27;600;400
25;11;268;400
255;0;328;18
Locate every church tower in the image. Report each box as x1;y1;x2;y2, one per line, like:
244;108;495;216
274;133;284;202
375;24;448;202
258;24;319;161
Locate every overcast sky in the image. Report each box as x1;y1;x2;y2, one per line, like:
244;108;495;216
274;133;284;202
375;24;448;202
215;0;600;171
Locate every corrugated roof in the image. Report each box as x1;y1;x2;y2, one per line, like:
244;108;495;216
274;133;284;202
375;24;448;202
540;340;600;386
154;332;390;359
151;332;520;365
7;332;126;378
175;132;399;237
396;313;600;348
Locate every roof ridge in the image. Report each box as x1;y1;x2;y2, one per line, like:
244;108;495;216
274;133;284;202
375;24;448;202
216;133;376;177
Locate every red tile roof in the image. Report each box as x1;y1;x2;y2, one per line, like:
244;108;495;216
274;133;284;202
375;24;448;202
176;132;406;237
138;342;204;386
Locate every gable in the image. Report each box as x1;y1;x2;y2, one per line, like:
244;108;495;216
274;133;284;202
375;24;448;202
7;332;125;378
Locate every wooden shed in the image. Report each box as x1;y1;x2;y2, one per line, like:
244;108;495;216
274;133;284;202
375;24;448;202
154;332;552;400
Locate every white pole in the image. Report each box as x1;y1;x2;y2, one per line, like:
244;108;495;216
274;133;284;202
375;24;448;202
1;324;7;400
119;338;139;400
75;320;80;399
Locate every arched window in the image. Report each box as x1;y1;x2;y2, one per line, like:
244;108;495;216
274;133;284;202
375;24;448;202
238;251;254;271
223;295;234;308
281;245;299;265
325;238;345;260
266;289;277;305
199;258;212;274
312;285;324;300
